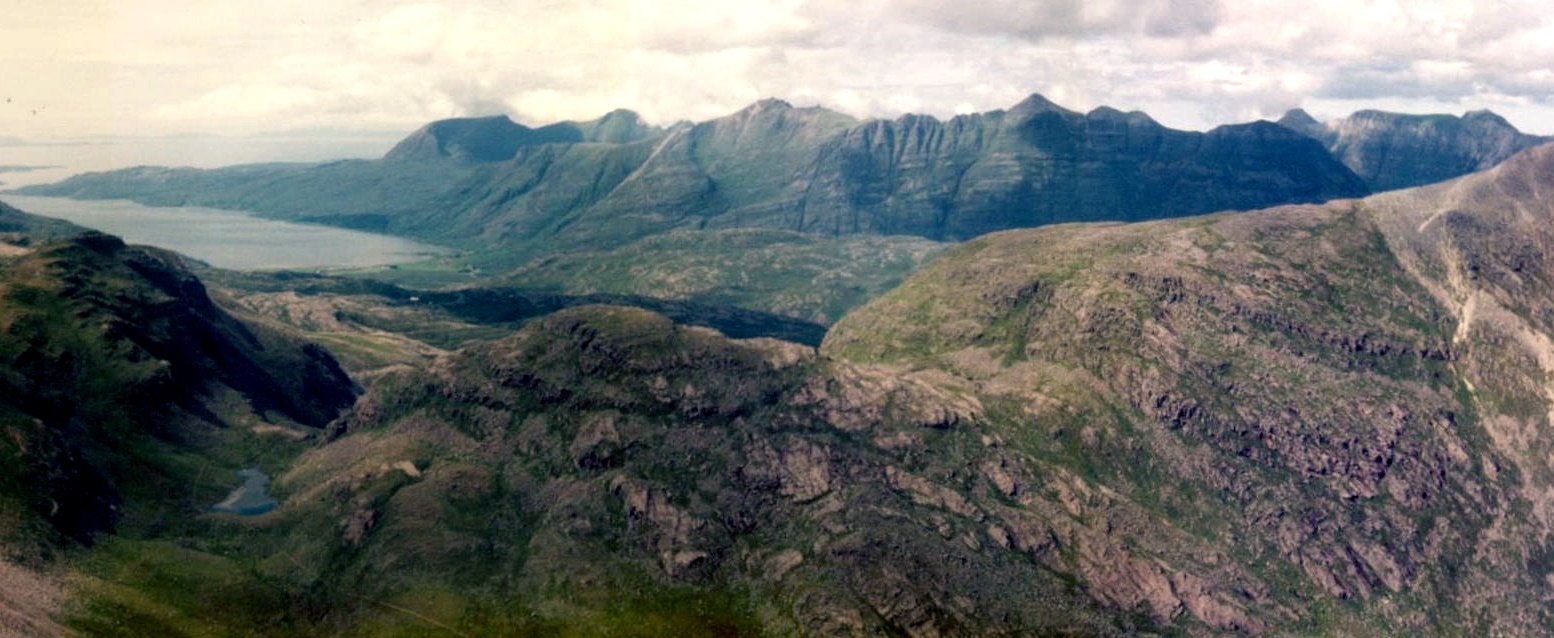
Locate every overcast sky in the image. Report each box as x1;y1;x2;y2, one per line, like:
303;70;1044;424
5;0;1554;143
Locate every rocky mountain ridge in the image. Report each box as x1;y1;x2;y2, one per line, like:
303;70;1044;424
1278;107;1551;191
18;93;1366;256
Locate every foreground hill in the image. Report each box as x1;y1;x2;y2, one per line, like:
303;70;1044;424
19;94;1364;258
1278;107;1551;192
0;232;356;634
824;141;1554;633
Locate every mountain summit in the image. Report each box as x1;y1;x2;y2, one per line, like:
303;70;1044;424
1278;107;1551;191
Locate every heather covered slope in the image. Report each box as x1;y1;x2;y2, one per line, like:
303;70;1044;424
499;228;948;324
0;199;84;249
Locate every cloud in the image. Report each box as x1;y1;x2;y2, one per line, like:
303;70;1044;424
879;0;1223;40
8;0;1554;140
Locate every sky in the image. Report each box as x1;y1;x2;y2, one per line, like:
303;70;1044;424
4;0;1554;147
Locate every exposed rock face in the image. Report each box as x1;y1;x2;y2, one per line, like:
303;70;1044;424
295;306;1150;635
1279;107;1552;192
23;94;1368;256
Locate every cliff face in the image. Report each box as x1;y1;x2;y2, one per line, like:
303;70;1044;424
1280;108;1552;192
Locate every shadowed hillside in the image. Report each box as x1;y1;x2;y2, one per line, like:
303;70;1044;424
0;232;356;634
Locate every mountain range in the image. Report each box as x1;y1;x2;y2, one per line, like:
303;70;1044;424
1278;107;1552;192
17;94;1367;255
16;94;1547;327
5;93;1554;635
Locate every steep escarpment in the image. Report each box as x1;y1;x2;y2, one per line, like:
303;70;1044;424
1280;107;1551;191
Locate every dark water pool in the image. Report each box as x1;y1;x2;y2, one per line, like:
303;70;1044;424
212;468;278;516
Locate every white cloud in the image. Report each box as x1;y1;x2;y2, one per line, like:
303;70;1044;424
5;0;1554;142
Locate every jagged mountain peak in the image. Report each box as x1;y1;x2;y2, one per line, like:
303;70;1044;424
1462;108;1515;127
1085;105;1162;128
384;113;573;162
695;97;858;150
747;97;794;111
383;109;666;162
1312;107;1552;191
1005;92;1080;121
1276;108;1334;143
571;108;662;144
1278;107;1320;125
723;97;856;125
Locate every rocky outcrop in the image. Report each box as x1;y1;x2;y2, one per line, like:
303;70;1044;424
285;303;1296;635
823;143;1554;635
